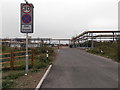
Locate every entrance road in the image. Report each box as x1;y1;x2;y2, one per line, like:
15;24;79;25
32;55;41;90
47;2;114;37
41;48;118;88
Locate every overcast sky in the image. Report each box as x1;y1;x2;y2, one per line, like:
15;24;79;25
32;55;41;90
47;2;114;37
1;0;119;38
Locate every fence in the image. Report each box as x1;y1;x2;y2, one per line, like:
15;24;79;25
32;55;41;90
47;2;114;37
0;49;34;70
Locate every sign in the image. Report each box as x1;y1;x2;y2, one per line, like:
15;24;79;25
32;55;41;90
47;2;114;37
22;25;32;32
22;14;31;24
21;3;34;33
22;4;32;13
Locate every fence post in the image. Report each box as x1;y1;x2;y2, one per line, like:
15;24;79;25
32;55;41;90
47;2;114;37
31;49;34;67
10;48;14;70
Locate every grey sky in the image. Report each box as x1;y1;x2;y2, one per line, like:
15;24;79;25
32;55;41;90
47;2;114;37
0;0;2;38
1;0;119;38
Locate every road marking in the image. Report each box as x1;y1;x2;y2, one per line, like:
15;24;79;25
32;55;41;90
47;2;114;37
35;65;52;90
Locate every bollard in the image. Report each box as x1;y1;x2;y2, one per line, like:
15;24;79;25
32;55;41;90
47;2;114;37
46;50;49;60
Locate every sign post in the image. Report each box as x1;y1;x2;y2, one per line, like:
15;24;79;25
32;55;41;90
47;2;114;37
25;33;28;74
21;1;34;75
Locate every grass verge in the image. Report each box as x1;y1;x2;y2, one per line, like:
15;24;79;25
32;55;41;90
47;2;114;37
2;45;56;88
86;41;119;62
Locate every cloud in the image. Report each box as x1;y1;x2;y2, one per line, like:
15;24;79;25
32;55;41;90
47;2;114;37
1;0;119;38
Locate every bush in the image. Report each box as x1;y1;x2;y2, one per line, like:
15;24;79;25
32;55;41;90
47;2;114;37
34;62;47;69
34;46;54;55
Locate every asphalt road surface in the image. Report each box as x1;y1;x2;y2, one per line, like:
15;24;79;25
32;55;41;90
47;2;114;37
41;48;118;88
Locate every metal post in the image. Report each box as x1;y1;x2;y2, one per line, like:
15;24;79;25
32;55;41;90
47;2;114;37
87;33;88;48
25;33;29;75
10;48;14;70
77;39;80;47
69;40;70;47
91;33;94;48
113;32;115;42
49;39;51;45
24;0;28;3
59;40;60;49
82;37;84;47
80;39;81;47
81;38;82;47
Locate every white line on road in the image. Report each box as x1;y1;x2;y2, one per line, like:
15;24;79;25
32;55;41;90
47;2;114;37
35;65;52;90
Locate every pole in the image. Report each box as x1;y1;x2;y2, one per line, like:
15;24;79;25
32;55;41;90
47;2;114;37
69;40;70;47
113;32;115;42
25;33;29;75
91;33;94;48
10;48;14;70
58;40;60;49
24;0;28;3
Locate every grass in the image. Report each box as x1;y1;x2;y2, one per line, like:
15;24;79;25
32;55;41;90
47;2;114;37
2;72;24;80
2;45;56;88
2;71;25;88
2;80;14;88
86;41;119;62
30;68;40;73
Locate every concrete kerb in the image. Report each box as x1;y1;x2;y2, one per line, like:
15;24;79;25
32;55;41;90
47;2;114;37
35;65;52;90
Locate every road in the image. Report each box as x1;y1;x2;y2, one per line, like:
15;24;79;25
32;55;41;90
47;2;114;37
41;48;118;88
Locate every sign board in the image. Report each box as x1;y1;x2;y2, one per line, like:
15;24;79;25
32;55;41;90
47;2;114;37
21;3;34;33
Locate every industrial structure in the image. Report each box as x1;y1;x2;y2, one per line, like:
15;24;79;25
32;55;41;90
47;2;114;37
71;30;120;48
0;38;71;48
1;30;120;48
